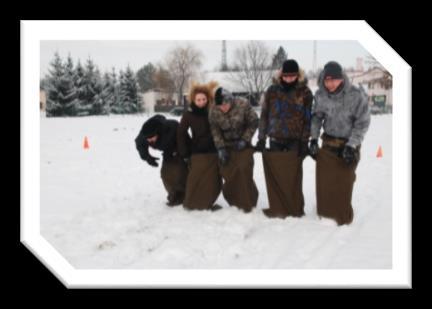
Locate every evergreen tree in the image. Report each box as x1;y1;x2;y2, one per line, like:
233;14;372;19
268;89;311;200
45;53;77;117
74;60;86;114
100;68;118;114
76;58;102;116
111;70;125;114
110;68;119;112
91;67;105;115
271;46;288;69
136;63;156;92
62;54;79;115
117;66;139;114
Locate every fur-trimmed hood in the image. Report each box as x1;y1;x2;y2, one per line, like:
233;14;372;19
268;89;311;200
272;68;308;87
187;81;219;110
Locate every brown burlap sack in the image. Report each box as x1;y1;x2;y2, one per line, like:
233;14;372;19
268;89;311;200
262;151;305;218
219;148;258;212
160;155;188;206
316;147;359;225
183;153;222;210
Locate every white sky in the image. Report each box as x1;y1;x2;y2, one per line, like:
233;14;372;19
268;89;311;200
40;40;373;77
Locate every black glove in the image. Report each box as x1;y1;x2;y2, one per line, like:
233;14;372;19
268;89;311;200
236;139;247;151
298;140;309;158
342;145;358;165
217;148;230;166
308;139;319;160
145;155;160;167
254;139;266;152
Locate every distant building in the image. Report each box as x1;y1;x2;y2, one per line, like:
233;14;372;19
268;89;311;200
140;70;276;112
139;89;185;113
308;67;392;113
356;57;364;72
348;67;392;110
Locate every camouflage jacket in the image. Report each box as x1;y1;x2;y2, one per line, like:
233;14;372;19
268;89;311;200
258;70;313;142
208;98;259;149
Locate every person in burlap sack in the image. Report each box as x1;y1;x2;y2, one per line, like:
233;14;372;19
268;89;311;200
135;115;188;207
255;59;313;219
309;61;371;225
177;81;223;211
208;87;259;213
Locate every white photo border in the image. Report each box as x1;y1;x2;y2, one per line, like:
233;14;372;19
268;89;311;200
21;20;412;288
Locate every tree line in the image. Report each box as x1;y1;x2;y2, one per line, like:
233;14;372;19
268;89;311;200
42;53;140;117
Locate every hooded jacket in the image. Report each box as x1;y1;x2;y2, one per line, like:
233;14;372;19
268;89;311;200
176;81;219;158
311;71;371;147
135;114;179;160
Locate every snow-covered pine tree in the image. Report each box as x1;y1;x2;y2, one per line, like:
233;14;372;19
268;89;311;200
45;53;64;116
271;46;288;70
62;54;79;116
110;70;124;114
100;68;118;115
74;60;86;115
90;67;105;115
76;58;102;116
117;66;139;114
45;53;77;117
110;68;119;113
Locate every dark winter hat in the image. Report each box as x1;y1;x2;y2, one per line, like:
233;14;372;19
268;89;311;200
141;115;165;138
214;87;234;105
282;59;299;74
323;61;343;80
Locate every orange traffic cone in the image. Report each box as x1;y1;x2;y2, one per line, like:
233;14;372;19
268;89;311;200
376;145;383;158
83;136;89;149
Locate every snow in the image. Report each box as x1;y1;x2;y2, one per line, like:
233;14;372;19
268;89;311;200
41;113;392;269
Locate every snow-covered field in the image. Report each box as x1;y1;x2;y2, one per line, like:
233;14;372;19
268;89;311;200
41;113;392;269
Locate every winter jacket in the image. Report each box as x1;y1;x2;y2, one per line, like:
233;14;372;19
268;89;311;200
135;115;179;160
258;69;313;142
311;71;371;147
208;98;259;149
177;103;217;158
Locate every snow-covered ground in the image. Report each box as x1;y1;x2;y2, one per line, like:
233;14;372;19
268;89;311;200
41;113;392;269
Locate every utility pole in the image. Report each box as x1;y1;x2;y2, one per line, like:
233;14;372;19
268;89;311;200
221;40;227;71
312;40;317;76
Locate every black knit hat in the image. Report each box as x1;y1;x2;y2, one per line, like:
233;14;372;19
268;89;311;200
282;59;299;74
323;61;343;79
214;87;234;106
141;115;165;138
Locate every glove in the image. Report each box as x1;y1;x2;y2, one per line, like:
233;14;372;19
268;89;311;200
298;140;309;158
254;139;266;152
308;139;319;160
236;139;247;151
217;148;230;166
145;155;160;167
342;145;358;165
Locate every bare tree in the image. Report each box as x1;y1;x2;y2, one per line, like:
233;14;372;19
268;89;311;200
228;41;275;103
165;44;203;109
153;64;176;101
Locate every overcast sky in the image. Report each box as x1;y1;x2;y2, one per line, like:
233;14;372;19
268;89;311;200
40;40;373;77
